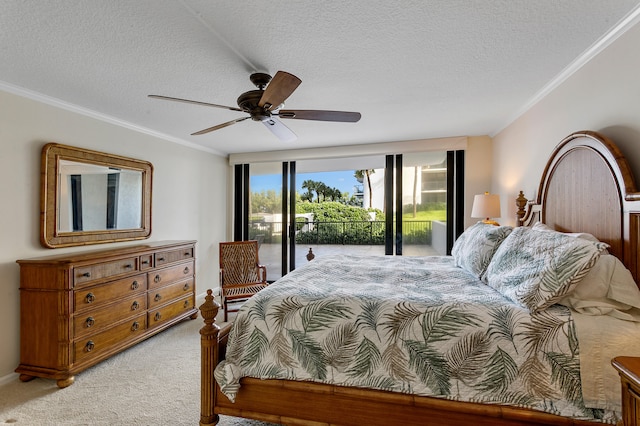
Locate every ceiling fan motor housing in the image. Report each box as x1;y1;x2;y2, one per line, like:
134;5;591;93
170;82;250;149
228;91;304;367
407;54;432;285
237;89;271;121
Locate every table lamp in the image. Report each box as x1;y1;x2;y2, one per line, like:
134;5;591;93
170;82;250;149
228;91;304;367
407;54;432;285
471;192;501;225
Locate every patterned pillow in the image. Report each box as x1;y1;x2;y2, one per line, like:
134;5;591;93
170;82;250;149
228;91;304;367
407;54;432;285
451;222;513;280
485;226;609;312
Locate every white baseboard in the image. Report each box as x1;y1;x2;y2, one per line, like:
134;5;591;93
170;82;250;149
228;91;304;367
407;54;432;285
0;372;18;387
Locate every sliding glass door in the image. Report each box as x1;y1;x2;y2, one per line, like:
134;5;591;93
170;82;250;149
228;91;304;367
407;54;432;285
243;162;287;281
397;151;450;256
295;155;387;261
234;150;464;280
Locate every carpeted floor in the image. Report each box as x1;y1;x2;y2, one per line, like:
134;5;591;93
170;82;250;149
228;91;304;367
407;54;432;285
0;317;274;426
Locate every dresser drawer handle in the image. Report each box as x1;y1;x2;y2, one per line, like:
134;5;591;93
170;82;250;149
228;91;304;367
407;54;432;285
183;300;190;308
141;260;150;265
131;281;139;290
85;340;95;352
154;312;162;321
85;293;95;304
154;274;161;283
81;272;91;278
183;267;190;275
131;301;140;311
85;317;95;328
154;293;162;302
183;283;190;291
184;251;191;256
157;257;165;261
131;321;140;331
124;263;133;269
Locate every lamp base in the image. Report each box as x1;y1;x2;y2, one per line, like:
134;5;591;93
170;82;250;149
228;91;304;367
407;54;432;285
481;219;500;226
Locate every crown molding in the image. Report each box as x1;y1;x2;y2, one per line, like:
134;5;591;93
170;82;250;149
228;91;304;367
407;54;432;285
492;4;640;137
0;81;225;156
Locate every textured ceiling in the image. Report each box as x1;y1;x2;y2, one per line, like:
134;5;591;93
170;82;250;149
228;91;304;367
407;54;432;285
2;1;640;156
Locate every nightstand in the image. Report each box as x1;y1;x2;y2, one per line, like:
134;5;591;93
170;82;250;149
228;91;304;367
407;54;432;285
612;356;640;426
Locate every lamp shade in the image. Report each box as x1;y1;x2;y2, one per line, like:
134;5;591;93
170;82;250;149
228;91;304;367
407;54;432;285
471;193;501;219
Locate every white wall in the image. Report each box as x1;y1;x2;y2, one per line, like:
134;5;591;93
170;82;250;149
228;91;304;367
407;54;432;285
0;89;228;378
493;21;640;226
465;136;493;229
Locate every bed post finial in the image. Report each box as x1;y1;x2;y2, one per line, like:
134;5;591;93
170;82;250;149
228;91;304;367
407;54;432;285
199;289;220;426
515;191;527;227
199;289;219;330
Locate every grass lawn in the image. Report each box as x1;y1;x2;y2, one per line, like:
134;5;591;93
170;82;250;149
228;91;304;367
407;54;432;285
402;210;447;221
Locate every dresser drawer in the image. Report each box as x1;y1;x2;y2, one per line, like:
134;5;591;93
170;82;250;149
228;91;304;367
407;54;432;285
148;278;194;309
139;254;154;270
74;257;138;286
74;314;146;363
148;295;194;328
74;274;147;312
74;294;147;338
148;261;194;289
155;246;194;267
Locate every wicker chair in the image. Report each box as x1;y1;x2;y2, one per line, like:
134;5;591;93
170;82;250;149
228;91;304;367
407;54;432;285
219;240;268;322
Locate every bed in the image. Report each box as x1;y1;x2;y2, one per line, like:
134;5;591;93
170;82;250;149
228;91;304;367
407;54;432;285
199;130;640;426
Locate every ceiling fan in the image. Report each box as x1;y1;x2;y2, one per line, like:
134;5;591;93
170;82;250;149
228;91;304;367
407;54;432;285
149;71;361;142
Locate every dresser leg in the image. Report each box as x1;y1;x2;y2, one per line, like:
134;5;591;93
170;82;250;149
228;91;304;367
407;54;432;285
56;376;75;388
18;374;35;382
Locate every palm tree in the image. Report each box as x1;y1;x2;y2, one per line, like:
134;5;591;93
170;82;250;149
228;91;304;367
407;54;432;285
301;179;317;203
354;169;375;208
316;182;328;203
327;187;343;201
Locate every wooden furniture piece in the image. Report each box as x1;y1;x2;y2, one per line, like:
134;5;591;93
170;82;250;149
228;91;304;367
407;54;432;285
16;240;197;388
219;240;267;322
199;131;640;426
612;357;640;426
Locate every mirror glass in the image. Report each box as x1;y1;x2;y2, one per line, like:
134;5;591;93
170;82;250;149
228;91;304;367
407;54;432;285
41;143;152;248
57;160;144;232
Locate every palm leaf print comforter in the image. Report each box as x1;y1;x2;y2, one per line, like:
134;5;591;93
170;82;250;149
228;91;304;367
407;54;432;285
214;255;619;423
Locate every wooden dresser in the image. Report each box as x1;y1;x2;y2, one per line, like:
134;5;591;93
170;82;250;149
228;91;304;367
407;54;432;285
16;240;198;388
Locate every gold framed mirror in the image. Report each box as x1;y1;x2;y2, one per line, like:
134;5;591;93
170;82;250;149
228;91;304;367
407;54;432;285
41;143;152;248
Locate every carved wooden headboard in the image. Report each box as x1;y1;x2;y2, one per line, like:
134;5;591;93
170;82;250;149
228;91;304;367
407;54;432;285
516;130;640;284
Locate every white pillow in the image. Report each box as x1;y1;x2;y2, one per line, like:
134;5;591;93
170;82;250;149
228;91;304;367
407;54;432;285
532;222;600;243
559;254;640;321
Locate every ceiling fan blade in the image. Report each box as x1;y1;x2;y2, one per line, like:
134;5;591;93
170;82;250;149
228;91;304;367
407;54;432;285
262;117;297;142
148;94;243;112
191;116;250;135
277;109;361;123
258;71;301;111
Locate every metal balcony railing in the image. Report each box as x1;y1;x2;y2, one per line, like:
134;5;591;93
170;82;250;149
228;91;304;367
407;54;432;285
249;220;433;245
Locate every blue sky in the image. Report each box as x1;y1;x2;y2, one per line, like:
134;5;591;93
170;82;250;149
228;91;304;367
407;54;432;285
251;170;361;196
